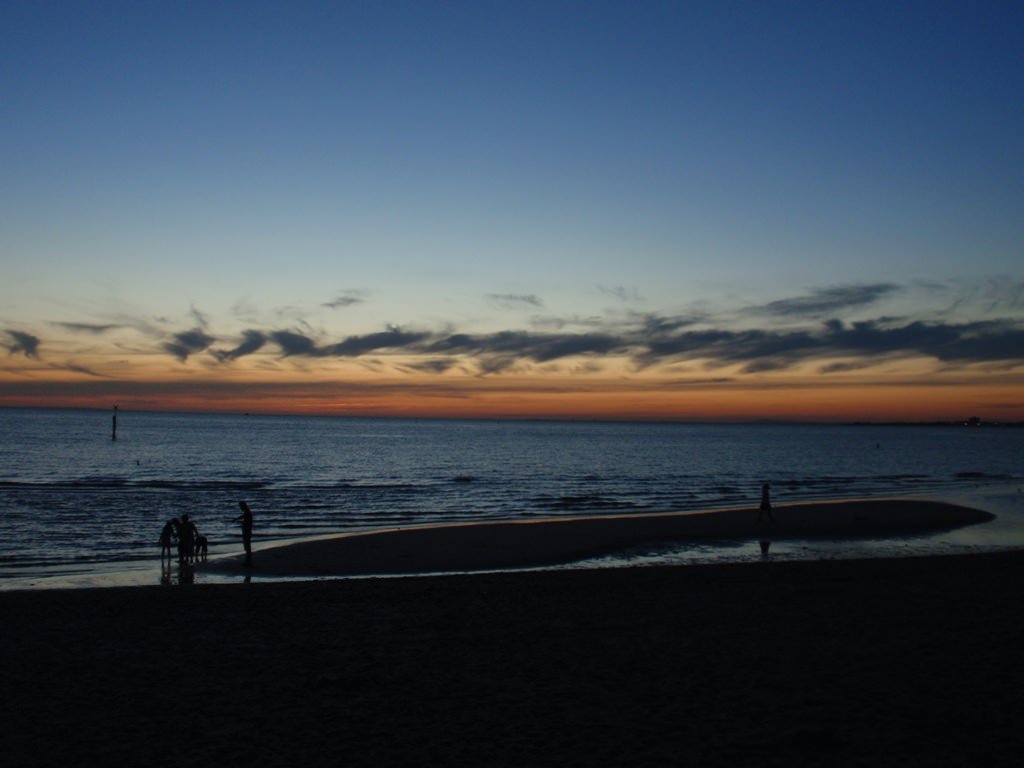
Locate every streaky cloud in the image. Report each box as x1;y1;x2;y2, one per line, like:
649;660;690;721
486;293;544;309
597;284;642;303
52;322;122;334
213;330;268;362
427;331;625;362
270;330;319;357
658;377;736;388
642;318;1024;369
404;358;458;374
321;326;430;356
127;304;1024;377
529;314;607;330
265;326;429;358
5;330;40;358
752;283;901;318
163;328;215;362
190;304;210;328
818;361;876;374
640;313;704;336
58;362;105;377
323;291;366;309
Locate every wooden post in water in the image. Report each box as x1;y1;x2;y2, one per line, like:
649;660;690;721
112;405;118;441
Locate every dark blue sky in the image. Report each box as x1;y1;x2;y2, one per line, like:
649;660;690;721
2;1;1022;418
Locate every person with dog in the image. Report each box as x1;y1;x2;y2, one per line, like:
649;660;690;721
194;530;208;559
233;500;253;566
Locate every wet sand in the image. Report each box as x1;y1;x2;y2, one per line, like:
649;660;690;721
204;498;994;577
4;550;1024;767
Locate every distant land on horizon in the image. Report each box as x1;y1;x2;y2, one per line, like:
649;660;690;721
2;404;1022;429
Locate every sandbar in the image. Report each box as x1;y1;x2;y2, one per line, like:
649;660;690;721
204;498;993;577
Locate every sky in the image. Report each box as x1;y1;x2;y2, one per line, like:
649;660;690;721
2;1;1023;420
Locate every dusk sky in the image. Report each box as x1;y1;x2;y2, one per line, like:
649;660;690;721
2;1;1022;420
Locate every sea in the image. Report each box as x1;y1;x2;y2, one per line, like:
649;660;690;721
2;407;1023;589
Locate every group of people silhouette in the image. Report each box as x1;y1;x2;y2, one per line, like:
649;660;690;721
159;500;253;567
159;513;207;564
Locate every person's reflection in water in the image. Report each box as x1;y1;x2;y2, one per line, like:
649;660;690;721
759;539;772;559
233;501;254;567
178;561;195;585
160;558;173;586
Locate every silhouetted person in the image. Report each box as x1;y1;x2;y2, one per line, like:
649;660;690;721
233;500;253;566
758;482;774;523
159;517;179;561
178;513;198;563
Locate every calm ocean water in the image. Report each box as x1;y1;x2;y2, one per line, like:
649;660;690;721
2;407;1023;587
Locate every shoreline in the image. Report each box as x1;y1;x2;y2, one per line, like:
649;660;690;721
0;495;1003;591
202;498;994;579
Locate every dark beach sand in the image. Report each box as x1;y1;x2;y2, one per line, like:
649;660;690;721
6;548;1024;765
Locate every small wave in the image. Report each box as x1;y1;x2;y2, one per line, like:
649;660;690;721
955;471;1015;480
0;478;267;491
341;481;423;490
530;494;633;511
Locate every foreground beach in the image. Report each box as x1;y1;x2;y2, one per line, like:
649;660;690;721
6;546;1024;766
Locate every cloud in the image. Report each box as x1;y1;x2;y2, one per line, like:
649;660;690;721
177;313;1024;374
52;322;122;334
163;328;215;362
269;330;320;357
658;377;736;388
58;362;105;377
107;314;167;339
640;313;704;336
321;326;431;356
486;293;544;309
5;330;40;358
257;326;432;358
213;330;268;362
751;284;901;319
40;283;1024;379
190;305;210;328
639;318;1024;371
598;284;643;303
404;358;458;374
818;361;877;374
427;331;625;363
323;290;366;309
529;314;608;330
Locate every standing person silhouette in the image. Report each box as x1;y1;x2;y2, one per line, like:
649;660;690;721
178;513;198;563
758;482;775;523
233;501;253;566
159;517;179;562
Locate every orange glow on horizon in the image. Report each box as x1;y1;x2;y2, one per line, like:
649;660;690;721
1;372;1021;422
